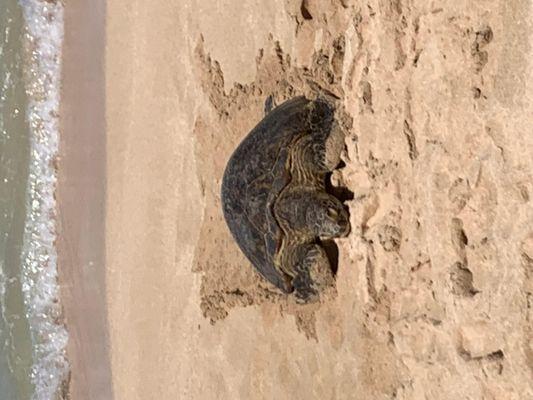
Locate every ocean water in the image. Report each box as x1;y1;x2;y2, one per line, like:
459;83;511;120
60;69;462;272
0;1;69;399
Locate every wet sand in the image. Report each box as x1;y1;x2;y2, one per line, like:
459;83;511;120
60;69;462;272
57;0;112;399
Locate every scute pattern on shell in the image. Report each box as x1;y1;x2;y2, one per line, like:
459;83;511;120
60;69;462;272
221;96;341;296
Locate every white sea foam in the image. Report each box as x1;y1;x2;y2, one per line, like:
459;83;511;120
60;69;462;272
18;1;69;399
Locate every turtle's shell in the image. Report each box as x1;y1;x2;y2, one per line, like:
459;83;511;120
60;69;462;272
221;96;334;292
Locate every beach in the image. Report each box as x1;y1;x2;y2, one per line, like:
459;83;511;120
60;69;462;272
58;0;532;399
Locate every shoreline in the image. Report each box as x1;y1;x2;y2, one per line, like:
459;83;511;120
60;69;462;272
57;0;112;399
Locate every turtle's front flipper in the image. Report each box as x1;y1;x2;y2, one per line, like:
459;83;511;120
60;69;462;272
290;243;334;303
264;95;275;115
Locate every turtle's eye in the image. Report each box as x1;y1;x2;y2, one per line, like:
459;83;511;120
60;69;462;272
327;207;338;218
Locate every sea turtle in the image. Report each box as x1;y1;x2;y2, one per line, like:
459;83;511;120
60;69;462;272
221;96;350;302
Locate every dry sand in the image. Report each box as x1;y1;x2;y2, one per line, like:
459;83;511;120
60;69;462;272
61;0;532;399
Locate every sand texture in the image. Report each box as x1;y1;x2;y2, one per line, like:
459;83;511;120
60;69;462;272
101;0;532;399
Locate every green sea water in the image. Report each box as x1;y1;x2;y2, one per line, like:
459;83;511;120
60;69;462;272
0;0;34;398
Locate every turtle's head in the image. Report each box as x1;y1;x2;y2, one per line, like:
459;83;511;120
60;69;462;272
306;193;350;239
